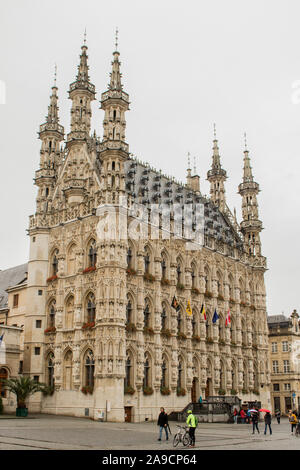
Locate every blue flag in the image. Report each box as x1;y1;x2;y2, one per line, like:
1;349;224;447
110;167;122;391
212;309;219;323
0;333;4;346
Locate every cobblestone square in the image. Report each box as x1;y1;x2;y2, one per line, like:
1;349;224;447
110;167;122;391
0;414;299;451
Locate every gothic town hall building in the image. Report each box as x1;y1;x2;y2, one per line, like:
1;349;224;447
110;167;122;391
3;38;271;421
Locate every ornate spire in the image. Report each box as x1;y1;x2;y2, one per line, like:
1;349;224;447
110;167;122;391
241;133;255;183
45;65;59;125
67;34;96;142
100;29;130;150
238;136;262;257
210;123;225;173
40;65;64;136
207;124;227;210
109;28;123;91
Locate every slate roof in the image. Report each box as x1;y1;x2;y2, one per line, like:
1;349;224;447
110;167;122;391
267;315;288;324
124;158;243;248
0;263;28;310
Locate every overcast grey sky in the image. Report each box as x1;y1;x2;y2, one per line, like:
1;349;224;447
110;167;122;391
0;0;299;317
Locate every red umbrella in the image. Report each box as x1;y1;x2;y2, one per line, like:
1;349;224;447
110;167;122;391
259;409;271;413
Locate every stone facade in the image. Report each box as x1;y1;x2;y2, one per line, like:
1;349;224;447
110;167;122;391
268;311;300;415
2;36;271;421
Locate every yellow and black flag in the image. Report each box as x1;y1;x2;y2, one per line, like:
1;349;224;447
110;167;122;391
186;300;192;316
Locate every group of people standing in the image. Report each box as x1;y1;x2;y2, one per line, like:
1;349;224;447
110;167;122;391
157;406;300;446
233;407;273;435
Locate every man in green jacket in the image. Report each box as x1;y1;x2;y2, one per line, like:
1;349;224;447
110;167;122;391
186;410;197;447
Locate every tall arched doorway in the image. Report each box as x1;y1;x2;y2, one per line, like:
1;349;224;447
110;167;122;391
191;378;198;403
205;378;212;398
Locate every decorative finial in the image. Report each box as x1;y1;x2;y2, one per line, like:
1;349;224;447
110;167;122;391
84;27;87;46
244;132;248;151
115;27;119;51
193;156;196;175
54;63;57;87
188;151;191;169
213;122;217;139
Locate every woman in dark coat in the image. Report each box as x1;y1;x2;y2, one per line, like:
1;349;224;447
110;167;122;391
264;412;272;435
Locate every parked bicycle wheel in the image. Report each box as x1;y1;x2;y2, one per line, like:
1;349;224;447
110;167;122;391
183;433;191;446
173;434;180;447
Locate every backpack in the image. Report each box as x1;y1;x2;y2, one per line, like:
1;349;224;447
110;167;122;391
195;416;198;427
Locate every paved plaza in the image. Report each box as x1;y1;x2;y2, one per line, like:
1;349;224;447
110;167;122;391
0;414;299;450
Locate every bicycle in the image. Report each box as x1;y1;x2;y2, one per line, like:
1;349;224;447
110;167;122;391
173;425;192;447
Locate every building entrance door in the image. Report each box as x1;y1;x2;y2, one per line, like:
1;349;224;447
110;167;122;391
191;378;197;402
205;378;211;398
274;396;281;412
124;406;132;423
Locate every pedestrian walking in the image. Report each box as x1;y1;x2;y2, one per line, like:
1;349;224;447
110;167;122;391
264;412;272;435
289;410;298;434
275;409;281;424
233;408;238;424
240;409;246;423
251;412;260;434
186;409;197;447
157;407;169;441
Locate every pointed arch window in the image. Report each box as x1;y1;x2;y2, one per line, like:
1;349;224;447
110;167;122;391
85;350;95;388
126;299;132;325
86;293;96;323
161;359;167;388
177;309;182;334
63;350;73;390
49;300;56;328
191;263;197;289
52;250;58;276
144;251;150;274
144;300;150;328
47;352;55;388
161;305;167;330
143;355;151;388
176;264;182;285
127;247;132;269
161;259;166;280
177;360;183;389
125;355;132;388
88;240;97;268
192;314;196;336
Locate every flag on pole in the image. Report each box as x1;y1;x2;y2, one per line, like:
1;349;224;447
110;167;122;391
212;308;219;323
200;304;206;321
225;309;231;326
171;296;180;312
186;300;192;316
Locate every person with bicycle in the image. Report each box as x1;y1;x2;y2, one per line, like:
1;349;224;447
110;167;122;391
186;409;197;447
